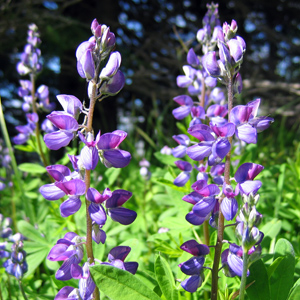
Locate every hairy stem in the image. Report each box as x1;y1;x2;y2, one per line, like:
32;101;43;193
211;76;234;300
84;82;100;300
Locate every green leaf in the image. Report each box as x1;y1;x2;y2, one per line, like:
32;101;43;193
18;163;46;174
270;238;295;300
24;247;49;278
153;178;189;192
246;259;270;300
14;144;35;152
154;152;178;165
287;278;300;300
267;256;284;278
90;264;161;300
18;220;48;245
105;167;121;186
155;255;174;300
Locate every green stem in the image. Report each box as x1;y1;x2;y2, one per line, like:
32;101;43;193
239;251;249;300
30;74;49;167
0;98;34;224
19;280;28;300
211;76;234;300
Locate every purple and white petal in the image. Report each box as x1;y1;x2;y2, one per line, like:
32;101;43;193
39;183;66;200
60;197;82;217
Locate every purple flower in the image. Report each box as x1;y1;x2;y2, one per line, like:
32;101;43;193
105;190;137;225
230;99;274;144
178;240;209;293
187;48;200;67
78;132;100;170
86;187;112;225
202;52;221;77
47;232;84;281
234;163;264;196
172;95;193;120
39;165;86;217
183;180;220;225
173;161;193;187
100;70;125;96
172;134;190;158
186;122;234;166
100;51;122;80
220;183;238;221
102;246;138;274
44;111;79;150
97;130;131;168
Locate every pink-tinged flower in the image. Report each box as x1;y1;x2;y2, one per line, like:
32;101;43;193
186;123;234;166
86;187;112;225
105;190;137;225
102;246;138;275
44;111;79;150
230;99;274;144
97;130;131;168
56;94;83;119
39;164;86;217
178;240;209;293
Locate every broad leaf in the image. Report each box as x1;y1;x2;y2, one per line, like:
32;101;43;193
90;264;161;300
270;239;295;300
246;259;270;300
287;278;300;300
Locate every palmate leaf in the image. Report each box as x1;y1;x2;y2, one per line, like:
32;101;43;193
90;264;161;300
155;255;175;300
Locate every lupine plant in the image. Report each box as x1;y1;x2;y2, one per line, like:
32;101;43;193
0;3;300;300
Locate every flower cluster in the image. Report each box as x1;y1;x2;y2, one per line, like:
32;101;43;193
13;23;55;145
169;3;273;295
0;215;27;279
39;19;138;298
